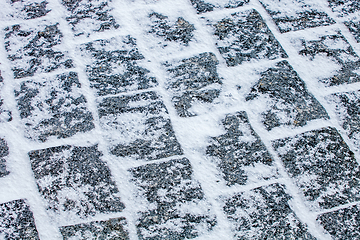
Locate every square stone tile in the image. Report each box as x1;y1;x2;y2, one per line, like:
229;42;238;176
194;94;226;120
273;127;360;210
206;111;278;186
29;144;125;222
0;70;12;122
0;138;10;178
0;199;40;239
79;36;158;97
165;52;222;117
259;0;335;33
246;60;329;131
317;203;360;239
14;72;95;142
210;9;288;67
345;20;360;43
190;0;249;13
60;217;129;240
2;0;50;20
327;0;360;16
130;158;216;240
61;0;119;37
4;23;74;79
98;91;183;160
224;183;315;239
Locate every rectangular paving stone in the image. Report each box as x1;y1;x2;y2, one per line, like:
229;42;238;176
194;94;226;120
328;0;360;16
259;0;335;33
60;217;129;240
165;52;222;117
273;127;360;210
79;36;158;97
0;138;10;178
296;32;360;87
345;20;360;43
98;91;183;160
29;144;125;222
129;158;216;240
210;9;288;67
3;0;50;20
190;0;249;14
317;203;360;239
206;111;278;186
14;72;95;142
61;0;119;37
0;70;12;122
4;23;74;79
0;199;40;239
224;183;315;239
246;60;329;131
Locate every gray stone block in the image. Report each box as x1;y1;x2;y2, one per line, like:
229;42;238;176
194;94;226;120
0;71;12;122
190;0;249;13
327;0;360;16
4;0;50;20
345;20;360;43
0;138;10;178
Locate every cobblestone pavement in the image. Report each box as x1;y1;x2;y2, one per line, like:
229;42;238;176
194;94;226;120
0;0;360;239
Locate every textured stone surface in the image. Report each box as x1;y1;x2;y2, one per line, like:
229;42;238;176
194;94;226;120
29;145;125;221
4;0;50;20
4;23;74;79
166;52;222;117
0;199;40;239
260;0;335;33
130;158;216;240
190;0;249;13
60;217;129;240
79;36;157;96
0;71;11;122
327;0;360;16
14;72;95;142
246;60;328;130
61;0;119;37
0;138;10;178
273;127;360;210
206;111;277;186
345;20;360;43
211;9;288;66
317;203;360;240
98;91;183;160
224;183;315;239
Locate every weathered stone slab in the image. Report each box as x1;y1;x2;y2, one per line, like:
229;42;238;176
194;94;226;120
224;183;315;239
0;138;10;178
190;0;249;13
29;145;125;221
0;199;40;239
345;20;360;43
98;91;183;160
79;36;157;96
130;158;216;240
3;0;50;20
327;0;360;16
206;111;278;186
0;70;12;122
273;127;360;210
4;23;74;79
14;72;95;142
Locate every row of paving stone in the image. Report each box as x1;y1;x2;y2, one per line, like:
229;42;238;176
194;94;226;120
1;0;360;239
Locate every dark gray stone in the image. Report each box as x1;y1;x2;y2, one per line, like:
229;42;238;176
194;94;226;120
98;91;183;160
0;199;40;239
190;0;249;13
0;138;10;178
246;60;329;130
224;183;315;239
79;36;157;96
259;0;335;33
166;52;222;117
298;33;360;86
60;217;129;240
327;0;360;16
273;127;360;209
345;20;360;43
206;111;277;186
211;9;288;66
4;23;74;79
6;0;50;20
61;0;119;37
317;203;360;240
0;70;12;122
29;145;125;219
130;158;216;240
14;72;95;142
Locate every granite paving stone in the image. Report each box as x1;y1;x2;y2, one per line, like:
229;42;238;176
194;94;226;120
273;127;360;210
4;23;74;79
79;36;158;97
206;111;278;186
327;0;360;16
0;138;10;178
0;199;40;239
60;217;129;240
3;0;51;20
317;203;360;239
224;183;315;239
0;70;12;122
29;144;125;221
209;9;288;67
190;0;249;14
165;52;222;117
129;158;216;240
14;71;95;142
98;91;183;160
246;60;329;130
345;20;360;43
259;0;335;33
